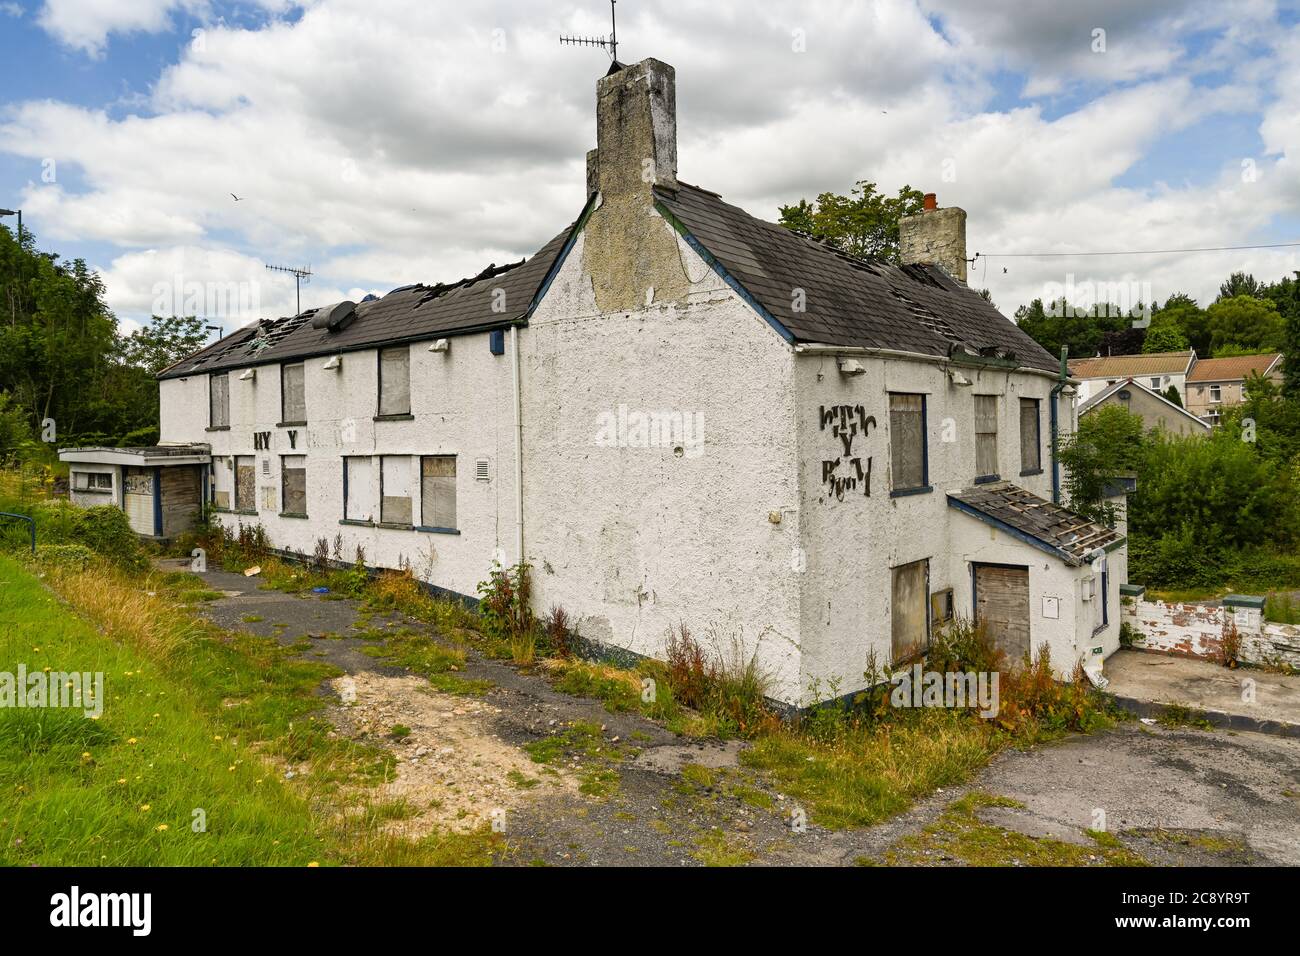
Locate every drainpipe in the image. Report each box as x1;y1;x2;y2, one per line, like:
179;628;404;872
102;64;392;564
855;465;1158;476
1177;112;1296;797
510;324;524;565
1049;345;1068;504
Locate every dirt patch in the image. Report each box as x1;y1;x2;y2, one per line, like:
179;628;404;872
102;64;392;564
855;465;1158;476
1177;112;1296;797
327;672;573;835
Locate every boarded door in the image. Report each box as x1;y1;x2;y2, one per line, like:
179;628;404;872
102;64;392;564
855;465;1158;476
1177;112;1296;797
891;559;930;663
123;466;155;535
973;564;1030;661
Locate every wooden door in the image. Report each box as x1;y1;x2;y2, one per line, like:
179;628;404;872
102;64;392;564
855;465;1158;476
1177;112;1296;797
973;564;1030;662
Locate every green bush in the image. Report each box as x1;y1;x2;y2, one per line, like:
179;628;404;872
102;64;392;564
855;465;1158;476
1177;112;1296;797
0;501;145;570
35;543;95;569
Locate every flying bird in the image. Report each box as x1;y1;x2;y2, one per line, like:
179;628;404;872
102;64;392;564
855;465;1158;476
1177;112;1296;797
230;193;245;202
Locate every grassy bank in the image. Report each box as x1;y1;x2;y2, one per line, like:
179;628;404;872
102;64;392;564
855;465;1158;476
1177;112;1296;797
0;555;496;865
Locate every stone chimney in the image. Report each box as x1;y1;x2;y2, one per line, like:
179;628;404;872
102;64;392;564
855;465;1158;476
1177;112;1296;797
590;58;677;197
583;58;688;313
899;192;968;283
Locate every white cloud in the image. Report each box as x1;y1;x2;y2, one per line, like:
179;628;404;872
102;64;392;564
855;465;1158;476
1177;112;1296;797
5;0;1299;329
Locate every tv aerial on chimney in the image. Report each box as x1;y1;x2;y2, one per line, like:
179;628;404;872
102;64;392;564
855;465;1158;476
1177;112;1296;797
560;0;620;68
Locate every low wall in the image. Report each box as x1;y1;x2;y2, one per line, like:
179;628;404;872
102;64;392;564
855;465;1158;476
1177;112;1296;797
1122;593;1300;669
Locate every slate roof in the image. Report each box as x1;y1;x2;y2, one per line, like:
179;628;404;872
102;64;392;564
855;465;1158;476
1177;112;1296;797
653;183;1061;373
947;482;1124;566
1186;352;1282;383
158;225;576;380
1067;351;1194;380
1078;377;1211;430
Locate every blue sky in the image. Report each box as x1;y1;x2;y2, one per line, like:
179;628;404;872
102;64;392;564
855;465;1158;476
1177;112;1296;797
2;0;1298;332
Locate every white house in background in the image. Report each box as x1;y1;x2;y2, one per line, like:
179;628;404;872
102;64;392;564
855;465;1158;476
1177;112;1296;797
60;58;1127;705
1068;350;1196;405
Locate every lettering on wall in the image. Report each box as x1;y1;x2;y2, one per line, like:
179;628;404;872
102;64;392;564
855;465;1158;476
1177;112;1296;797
819;404;876;501
252;431;272;450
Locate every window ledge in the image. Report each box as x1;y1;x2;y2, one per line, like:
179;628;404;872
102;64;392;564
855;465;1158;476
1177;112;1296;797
339;518;374;527
279;512;309;520
375;521;413;531
889;485;933;499
232;509;259;516
415;525;461;535
205;425;231;432
973;474;1001;485
1019;468;1044;477
73;488;114;495
373;413;414;422
277;421;307;428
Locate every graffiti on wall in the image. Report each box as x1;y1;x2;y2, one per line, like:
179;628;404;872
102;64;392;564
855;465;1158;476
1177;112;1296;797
819;404;876;501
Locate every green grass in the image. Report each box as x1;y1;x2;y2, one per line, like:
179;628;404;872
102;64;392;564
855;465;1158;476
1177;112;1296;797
883;792;1149;866
356;630;493;696
0;555;335;865
691;828;754;867
0;555;493;866
741;709;1000;830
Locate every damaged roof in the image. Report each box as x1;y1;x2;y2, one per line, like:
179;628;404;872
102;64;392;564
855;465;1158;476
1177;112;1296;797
947;481;1125;566
653;182;1061;373
158;224;577;380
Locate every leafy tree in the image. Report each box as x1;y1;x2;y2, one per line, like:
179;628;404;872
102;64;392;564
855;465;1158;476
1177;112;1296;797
120;315;209;376
1217;271;1265;301
1013;297;1131;359
0;391;32;463
1206;295;1285;354
1141;314;1189;353
778;180;926;261
1058;405;1148;522
1150;293;1208;355
1163;384;1182;407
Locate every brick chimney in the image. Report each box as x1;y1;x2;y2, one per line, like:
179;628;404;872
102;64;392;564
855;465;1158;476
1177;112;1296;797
899;193;967;283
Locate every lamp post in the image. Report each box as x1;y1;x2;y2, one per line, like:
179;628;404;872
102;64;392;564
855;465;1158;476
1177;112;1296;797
0;208;21;243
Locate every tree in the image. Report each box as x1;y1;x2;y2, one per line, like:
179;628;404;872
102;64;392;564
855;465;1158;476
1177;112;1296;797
1141;314;1189;353
119;315;209;376
1150;293;1209;355
778;180;926;261
1163;384;1183;407
1206;295;1285;355
1218;271;1265;301
1279;271;1300;400
1058;405;1148;522
0;391;32;464
1013;297;1129;359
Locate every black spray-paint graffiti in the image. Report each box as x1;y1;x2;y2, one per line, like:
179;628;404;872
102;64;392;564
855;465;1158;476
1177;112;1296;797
819;404;876;500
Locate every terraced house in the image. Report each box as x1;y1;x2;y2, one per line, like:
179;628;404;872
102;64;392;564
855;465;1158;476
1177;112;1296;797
61;58;1127;705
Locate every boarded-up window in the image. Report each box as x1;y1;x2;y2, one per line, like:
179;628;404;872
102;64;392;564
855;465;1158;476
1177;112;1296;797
888;393;926;492
281;363;306;423
380;455;412;525
282;455;307;514
235;455;256;511
974;395;998;478
378;346;410;416
1019;398;1041;474
345;456;373;522
213;457;232;508
421;456;457;529
891;559;929;663
210;372;230;428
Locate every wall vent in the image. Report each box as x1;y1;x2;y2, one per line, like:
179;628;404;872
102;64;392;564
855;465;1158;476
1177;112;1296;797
475;458;491;482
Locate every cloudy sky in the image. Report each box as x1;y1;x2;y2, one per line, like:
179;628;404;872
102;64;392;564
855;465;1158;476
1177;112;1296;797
1;0;1298;337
